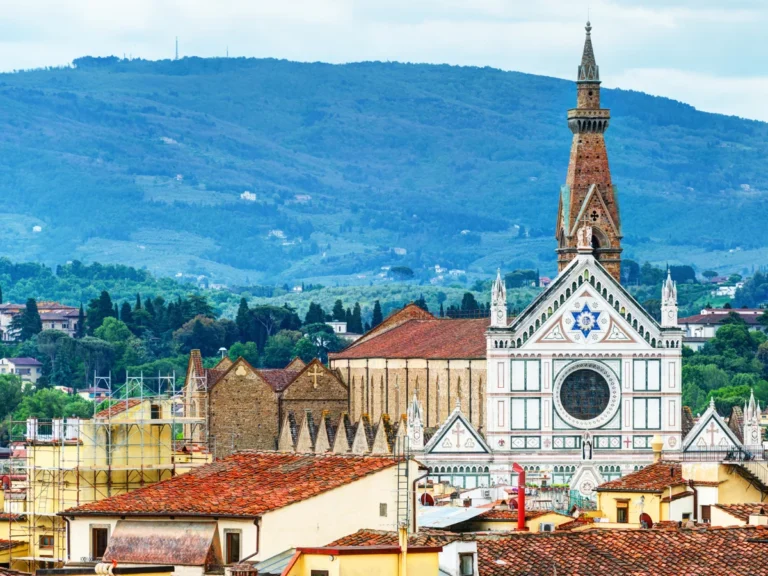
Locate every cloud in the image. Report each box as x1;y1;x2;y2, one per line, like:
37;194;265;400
0;0;764;121
606;68;768;122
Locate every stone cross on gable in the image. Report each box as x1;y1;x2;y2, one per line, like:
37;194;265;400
307;364;323;389
453;422;466;449
706;421;719;448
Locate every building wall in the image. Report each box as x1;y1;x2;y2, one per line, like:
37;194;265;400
257;461;419;562
287;551;439;576
208;362;281;456
67;517;256;565
596;490;663;525
280;363;349;427
463;511;572;533
331;358;486;432
710;508;747;527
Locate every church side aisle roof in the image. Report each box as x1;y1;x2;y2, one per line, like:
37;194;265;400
330;317;488;360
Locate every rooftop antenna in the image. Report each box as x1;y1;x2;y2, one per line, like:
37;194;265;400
175;36;179;61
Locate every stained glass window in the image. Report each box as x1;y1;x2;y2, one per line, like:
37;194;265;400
560;369;610;420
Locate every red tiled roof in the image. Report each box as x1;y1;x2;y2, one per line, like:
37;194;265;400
555;517;593;531
474;509;554;522
661;491;693;503
258;369;300;392
328;528;462;547
477;525;768;576
0;513;26;521
679;309;765;326
64;452;400;518
330;318;488;360
350;304;435;347
93;398;143;419
714;503;768;522
596;461;684;493
6;357;42;366
0;539;24;551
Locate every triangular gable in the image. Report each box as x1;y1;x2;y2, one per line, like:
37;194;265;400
683;400;743;452
424;406;490;455
286;357;307;371
277;413;298;452
314;412;331;453
350;419;370;454
569;184;620;238
213;356;233;371
371;415;393;455
509;255;667;350
281;358;348;399
332;414;351;454
295;414;314;453
207;356;260;391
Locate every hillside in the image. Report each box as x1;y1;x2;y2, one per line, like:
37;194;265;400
0;56;766;285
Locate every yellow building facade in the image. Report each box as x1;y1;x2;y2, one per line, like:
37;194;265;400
4;393;208;572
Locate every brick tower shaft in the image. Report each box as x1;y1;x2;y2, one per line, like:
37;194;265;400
556;22;622;282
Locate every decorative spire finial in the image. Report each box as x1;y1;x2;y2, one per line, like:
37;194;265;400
578;21;599;82
586;20;592;34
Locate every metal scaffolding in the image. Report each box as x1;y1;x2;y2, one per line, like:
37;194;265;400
4;371;209;571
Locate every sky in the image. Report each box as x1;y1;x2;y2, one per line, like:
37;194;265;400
0;0;766;121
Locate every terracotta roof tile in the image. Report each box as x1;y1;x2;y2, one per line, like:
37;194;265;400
476;525;768;576
714;503;768;522
596;461;684;493
64;452;400;518
257;369;299;392
679;309;765;326
328;528;462;548
93;398;143;419
0;539;24;551
330;318;488;360
474;509;554;522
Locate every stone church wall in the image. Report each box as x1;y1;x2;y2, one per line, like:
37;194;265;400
332;358;486;432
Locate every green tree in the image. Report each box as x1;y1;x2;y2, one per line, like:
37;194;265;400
173;316;226;356
702;270;718;281
120;301;133;327
332;299;346;322
10;298;43;340
350;302;364;333
236;298;251;341
371;300;383;328
135;293;142;310
13;388;94;420
75;304;86;338
87;291;115;333
304;302;327;325
414;295;429;313
0;374;24;420
263;330;302;368
228;341;259;366
461;292;479;312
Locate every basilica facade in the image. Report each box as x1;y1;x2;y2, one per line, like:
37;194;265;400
481;23;685;497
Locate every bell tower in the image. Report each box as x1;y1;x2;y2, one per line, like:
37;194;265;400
556;22;622;281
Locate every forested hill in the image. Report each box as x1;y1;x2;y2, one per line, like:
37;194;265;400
0;56;766;285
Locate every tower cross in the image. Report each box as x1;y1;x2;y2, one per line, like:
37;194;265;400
453;422;466;449
706;421;718;447
307;364;323;389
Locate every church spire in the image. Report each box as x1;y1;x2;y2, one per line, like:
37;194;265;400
661;269;678;327
490;268;507;328
578;21;599;82
556;21;622;281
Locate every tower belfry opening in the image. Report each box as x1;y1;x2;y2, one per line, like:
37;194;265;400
556;21;623;282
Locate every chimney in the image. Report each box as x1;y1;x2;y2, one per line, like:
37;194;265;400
230;565;259;576
651;435;664;463
750;507;768;526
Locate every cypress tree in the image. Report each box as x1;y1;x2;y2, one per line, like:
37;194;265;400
20;298;42;340
120;302;133;326
76;304;86;338
332;299;346;322
135;293;142;310
351;302;363;333
371;300;383;328
236;297;251;341
439;302;445;318
345;307;353;327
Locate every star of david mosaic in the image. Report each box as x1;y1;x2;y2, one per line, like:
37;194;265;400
571;304;601;337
